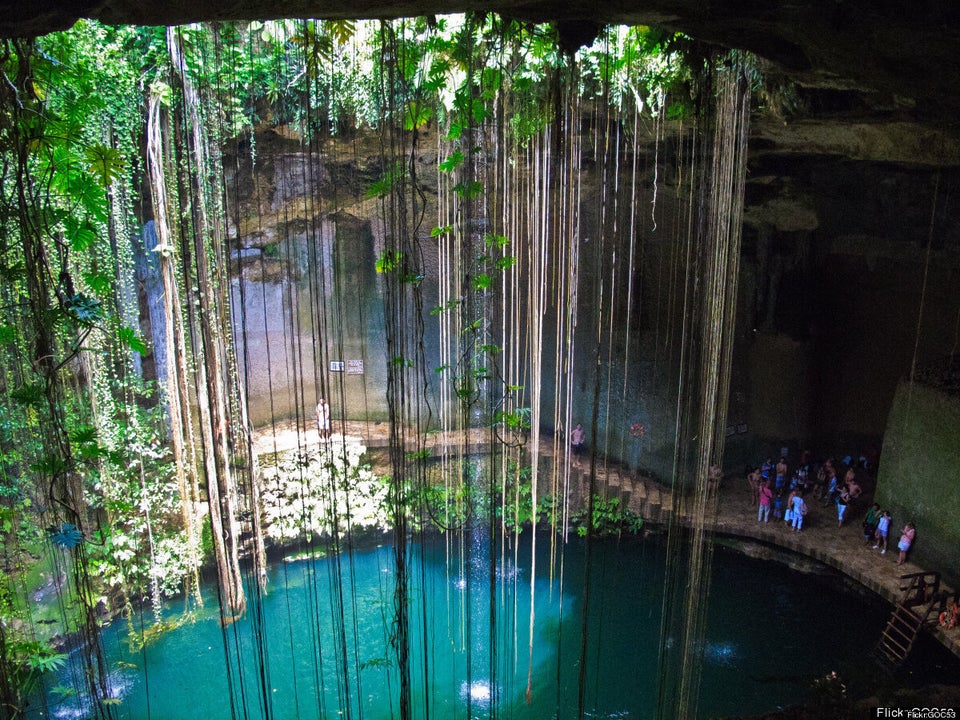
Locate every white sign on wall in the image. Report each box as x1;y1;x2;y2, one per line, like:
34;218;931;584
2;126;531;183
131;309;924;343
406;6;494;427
346;359;364;375
330;360;345;372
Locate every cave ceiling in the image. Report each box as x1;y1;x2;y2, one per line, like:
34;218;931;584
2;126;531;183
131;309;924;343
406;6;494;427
5;0;960;137
5;0;960;262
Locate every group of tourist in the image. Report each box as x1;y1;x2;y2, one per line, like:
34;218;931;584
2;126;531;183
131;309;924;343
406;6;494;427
861;503;916;565
749;455;810;531
746;450;917;565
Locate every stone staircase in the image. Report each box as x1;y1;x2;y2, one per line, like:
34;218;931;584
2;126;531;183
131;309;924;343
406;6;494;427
569;461;675;526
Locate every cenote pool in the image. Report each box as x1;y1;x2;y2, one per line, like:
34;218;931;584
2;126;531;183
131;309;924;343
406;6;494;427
37;531;960;719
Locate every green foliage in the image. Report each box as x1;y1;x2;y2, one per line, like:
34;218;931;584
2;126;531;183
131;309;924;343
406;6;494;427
64;216;98;252
403;102;433;130
70;428;108;462
3;637;68;699
262;441;389;540
81;271;113;296
406;476;487;532
572;495;644;537
429;299;461;315
62;293;105;326
497;464;554;531
366;163;406;199
9;382;45;408
437;151;464;173
49;524;83;549
472;273;491;291
375;250;403;274
117;326;148;355
84;144;124;187
492;407;530;430
452;180;483;199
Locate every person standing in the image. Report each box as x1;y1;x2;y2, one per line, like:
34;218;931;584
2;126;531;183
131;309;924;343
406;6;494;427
785;487;797;524
317;399;331;440
747;466;760;506
874;510;891;554
775;456;788;491
824;465;839;506
897;522;916;565
570;423;585;465
757;480;773;523
790;491;806;532
862;503;880;545
836;486;850;528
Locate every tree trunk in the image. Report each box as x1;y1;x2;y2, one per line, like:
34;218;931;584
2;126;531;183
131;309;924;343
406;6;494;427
146;92;204;606
168;28;246;617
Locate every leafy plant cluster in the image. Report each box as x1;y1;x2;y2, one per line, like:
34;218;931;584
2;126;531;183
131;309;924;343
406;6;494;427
261;441;390;541
496;463;555;531
571;495;645;537
403;458;554;533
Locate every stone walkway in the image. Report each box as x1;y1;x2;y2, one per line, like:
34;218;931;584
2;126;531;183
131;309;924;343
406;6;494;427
579;460;960;661
251;419;960;659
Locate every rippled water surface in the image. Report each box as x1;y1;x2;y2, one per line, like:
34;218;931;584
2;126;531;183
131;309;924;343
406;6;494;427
37;531;960;719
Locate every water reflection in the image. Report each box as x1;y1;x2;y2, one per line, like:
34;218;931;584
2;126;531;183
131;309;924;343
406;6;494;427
38;532;958;720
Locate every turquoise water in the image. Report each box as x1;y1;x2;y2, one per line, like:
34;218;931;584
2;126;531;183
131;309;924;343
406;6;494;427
35;531;955;719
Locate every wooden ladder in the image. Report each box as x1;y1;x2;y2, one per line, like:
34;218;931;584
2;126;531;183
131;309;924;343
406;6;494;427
877;603;924;665
876;571;942;667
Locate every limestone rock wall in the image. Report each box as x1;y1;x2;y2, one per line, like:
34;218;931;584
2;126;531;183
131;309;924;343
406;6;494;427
875;381;960;587
215;117;960;489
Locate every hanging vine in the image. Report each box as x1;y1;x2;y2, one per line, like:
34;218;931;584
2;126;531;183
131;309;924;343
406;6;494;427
0;16;764;720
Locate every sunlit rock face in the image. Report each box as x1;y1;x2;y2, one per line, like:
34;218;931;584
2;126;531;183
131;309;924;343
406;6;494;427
216;105;960;478
18;0;958;495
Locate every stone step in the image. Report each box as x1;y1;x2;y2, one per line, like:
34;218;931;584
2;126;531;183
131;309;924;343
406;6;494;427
627;480;647;515
645;485;661;522
659;491;674;523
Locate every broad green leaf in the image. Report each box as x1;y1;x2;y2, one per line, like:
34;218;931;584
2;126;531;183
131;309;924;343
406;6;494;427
50;524;83;549
66;173;108;222
403;103;432;130
328;19;356;46
483;233;509;248
10;382;45;408
446;121;463;141
65;216;98;252
63;293;105;326
118;326;148;355
365;164;406;199
82;271;112;296
438;151;464;173
69;425;98;445
85;144;124;187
